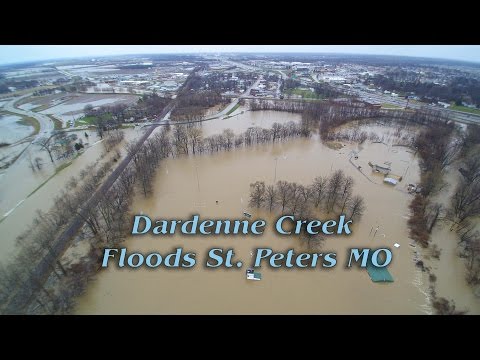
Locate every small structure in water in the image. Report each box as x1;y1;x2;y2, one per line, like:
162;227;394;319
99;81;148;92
368;161;391;175
408;183;422;194
366;257;394;283
383;177;398;185
246;268;262;281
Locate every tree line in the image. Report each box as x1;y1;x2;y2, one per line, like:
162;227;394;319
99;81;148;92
170;90;228;122
369;73;480;107
248;170;366;249
0;129;130;314
164;121;311;157
446;123;480;286
407;119;457;248
0;119;313;313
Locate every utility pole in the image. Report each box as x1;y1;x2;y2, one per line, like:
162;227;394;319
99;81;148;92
195;162;200;191
274;157;278;183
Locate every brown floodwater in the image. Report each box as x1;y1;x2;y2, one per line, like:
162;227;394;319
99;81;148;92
74;112;467;314
424;166;480;313
200;109;300;135
0;128;140;263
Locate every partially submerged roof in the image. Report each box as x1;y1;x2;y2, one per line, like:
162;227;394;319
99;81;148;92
384;177;398;185
366;261;394;282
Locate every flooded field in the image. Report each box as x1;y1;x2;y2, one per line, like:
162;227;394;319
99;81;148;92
37;94;139;124
0;114;33;144
0;128;140;263
201;109;301;135
74;111;478;315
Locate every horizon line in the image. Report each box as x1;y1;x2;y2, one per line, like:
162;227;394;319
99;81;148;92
1;50;479;67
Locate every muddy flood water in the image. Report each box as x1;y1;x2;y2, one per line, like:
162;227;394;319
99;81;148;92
74;110;480;314
0;128;140;263
0;114;33;144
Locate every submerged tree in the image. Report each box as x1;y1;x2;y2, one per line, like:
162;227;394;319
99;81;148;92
37;137;55;163
276;180;292;213
249;181;266;208
310;176;327;208
265;185;277;212
348;195;365;222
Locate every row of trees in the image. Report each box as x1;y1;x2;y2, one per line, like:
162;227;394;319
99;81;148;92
249;98;307;113
0;157;117;314
249;170;366;220
250;98;454;141
0;74;39;93
447;124;480;285
0;125;138;313
103;130;125;153
370;73;480;107
160;121;310;157
170;90;229;122
249;99;383;139
406;120;457;248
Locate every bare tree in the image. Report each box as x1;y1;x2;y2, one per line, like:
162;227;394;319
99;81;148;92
288;183;306;216
249;181;266;208
271;122;282;142
265;185;277;212
37;137;55;163
340;176;354;214
66;176;78;190
426;203;443;233
310;176;327;208
348;195;365;222
187;126;203;154
432;297;468;315
173;125;189;155
34;157;43;170
276;180;292;213
326;169;345;212
223;129;235;149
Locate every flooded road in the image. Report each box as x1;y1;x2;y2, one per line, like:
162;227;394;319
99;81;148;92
74;112;451;314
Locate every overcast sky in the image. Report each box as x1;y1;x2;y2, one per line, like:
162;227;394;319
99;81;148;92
0;45;479;65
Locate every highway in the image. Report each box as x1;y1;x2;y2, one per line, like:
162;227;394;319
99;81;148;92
215;76;262;117
344;86;480;124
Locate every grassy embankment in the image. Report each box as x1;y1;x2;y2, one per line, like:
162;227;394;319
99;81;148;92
450;104;480;116
46;115;63;130
16;117;41;135
75;114;112;127
381;103;403;109
225;103;240;116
